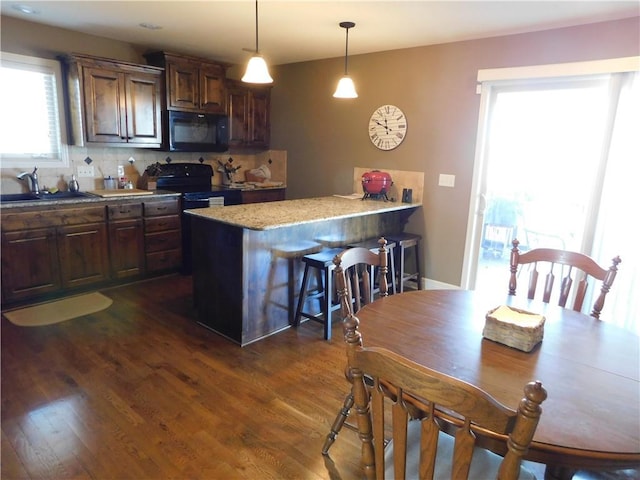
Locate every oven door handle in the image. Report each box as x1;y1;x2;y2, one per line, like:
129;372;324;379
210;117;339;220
183;198;212;209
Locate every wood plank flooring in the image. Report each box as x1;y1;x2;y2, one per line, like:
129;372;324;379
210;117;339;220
1;274;362;479
3;274;636;480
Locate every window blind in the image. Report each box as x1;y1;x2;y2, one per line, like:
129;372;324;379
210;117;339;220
0;52;68;166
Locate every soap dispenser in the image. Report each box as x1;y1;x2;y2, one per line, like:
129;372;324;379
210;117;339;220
69;174;79;193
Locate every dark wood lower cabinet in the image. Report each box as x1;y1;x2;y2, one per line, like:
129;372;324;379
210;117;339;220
144;198;182;273
108;218;145;279
1;195;181;306
1;227;61;301
58;223;109;289
107;202;145;279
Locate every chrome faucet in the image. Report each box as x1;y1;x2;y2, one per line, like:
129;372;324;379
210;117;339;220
17;167;40;194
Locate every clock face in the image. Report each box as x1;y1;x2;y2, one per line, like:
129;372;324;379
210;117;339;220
368;104;407;151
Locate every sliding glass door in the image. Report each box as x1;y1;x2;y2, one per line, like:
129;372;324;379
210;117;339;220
463;68;638;332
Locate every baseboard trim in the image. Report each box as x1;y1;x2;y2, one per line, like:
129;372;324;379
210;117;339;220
421;278;460;290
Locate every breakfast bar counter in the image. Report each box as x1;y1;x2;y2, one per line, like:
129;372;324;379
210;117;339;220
185;195;420;230
187;196;420;345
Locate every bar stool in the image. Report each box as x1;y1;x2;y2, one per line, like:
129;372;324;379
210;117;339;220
294;247;345;340
386;232;422;292
265;240;323;324
346;237;397;295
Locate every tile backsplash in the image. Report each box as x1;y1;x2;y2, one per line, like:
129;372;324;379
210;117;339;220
1;147;287;194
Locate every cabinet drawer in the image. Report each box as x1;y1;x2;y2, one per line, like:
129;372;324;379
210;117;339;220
1;205;106;231
60;206;107;225
146;249;182;272
145;215;180;233
1;210;55;231
145;230;181;253
144;199;180;216
108;203;142;220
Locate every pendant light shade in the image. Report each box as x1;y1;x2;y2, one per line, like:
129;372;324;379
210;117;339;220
334;76;358;98
242;0;273;84
333;21;357;98
242;55;273;83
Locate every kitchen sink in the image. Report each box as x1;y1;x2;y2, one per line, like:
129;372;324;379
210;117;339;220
0;193;41;202
0;191;94;203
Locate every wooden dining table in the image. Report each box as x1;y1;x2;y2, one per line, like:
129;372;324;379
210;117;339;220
354;289;640;478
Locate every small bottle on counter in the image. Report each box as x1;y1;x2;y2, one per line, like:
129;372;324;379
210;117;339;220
69;174;79;193
117;164;128;188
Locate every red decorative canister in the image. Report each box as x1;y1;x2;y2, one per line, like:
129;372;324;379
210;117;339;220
362;170;393;195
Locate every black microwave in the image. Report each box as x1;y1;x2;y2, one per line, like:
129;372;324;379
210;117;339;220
167;111;229;152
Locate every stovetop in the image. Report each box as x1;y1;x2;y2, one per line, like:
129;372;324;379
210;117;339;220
149;162;284;194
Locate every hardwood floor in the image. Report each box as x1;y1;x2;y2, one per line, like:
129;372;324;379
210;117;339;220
3;274;636;480
1;274;362;479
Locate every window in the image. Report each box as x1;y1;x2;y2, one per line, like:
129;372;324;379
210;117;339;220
0;52;68;167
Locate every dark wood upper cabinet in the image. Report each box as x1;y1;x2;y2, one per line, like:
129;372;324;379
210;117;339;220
62;54;163;148
144;51;271;151
226;80;271;149
145;51;227;114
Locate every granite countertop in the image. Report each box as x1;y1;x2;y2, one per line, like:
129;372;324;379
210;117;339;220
0;190;179;209
185;195;421;230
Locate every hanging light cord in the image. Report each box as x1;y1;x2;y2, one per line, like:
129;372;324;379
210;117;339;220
338;22;355;75
343;26;350;75
254;0;260;53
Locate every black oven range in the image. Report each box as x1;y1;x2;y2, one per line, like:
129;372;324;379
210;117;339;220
153;163;241;273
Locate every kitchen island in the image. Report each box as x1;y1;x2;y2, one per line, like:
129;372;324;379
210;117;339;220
187;196;420;345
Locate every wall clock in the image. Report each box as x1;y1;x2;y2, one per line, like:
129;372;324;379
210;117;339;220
368;104;407;151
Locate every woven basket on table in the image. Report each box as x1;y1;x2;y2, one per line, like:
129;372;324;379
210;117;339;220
483;305;545;352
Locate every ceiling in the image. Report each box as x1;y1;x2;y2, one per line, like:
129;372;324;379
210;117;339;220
2;1;639;66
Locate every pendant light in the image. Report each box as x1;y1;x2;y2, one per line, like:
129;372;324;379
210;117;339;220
242;0;273;84
333;21;357;98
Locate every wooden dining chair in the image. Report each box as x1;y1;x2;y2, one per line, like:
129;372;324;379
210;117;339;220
509;238;621;319
344;314;548;480
321;237;389;455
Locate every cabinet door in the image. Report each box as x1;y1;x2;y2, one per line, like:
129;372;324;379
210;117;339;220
109;219;144;279
83;66;127;143
58;223;109;289
248;88;271;147
167;61;199;110
1;228;61;302
227;82;271;148
124;72;162;145
228;87;249;145
200;64;226;113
